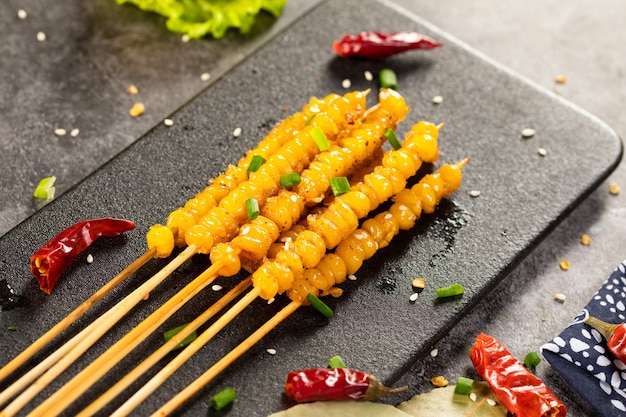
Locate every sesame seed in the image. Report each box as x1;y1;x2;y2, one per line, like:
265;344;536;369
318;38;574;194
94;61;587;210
469;393;477;401
364;70;373;81
233;127;242;137
521;128;536;138
487;399;497;406
211;284;223;292
341;79;351;89
70;128;80;137
409;293;419;302
609;182;621;195
200;72;211;82
36;31;46;42
432;95;443;104
469;190;481;198
430;348;438;357
129;102;145;117
86;254;93;264
554;293;566;303
17;9;28;19
348;274;357;281
163;118;174;127
537;147;548;156
266;348;277;355
267;297;275;304
54;128;66;136
181;34;190;43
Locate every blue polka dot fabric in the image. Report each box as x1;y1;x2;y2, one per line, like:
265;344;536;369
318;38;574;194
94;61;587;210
541;261;626;417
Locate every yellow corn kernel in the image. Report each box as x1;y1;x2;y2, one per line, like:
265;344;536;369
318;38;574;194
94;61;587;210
209;243;241;277
335;235;366;275
166;208;197;247
393;188;422;217
302;268;331;292
231;216;280;261
261;192;304;232
275;250;304;279
184;224;214;254
389;203;416;230
252;264;279;300
374;165;406;195
361;217;385;245
146;224;175;258
413;182;437;214
382;147;421;179
292;230;326;268
337;191;370;219
364;171;394;206
317;254;347;285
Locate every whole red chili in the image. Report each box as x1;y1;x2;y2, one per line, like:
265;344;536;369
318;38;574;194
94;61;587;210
469;333;566;417
333;31;442;59
584;316;626;363
284;368;407;403
30;218;135;294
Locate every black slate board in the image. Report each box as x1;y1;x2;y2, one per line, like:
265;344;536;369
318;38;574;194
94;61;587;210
0;0;622;416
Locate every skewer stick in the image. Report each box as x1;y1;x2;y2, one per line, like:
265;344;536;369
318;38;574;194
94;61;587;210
24;252;220;417
111;287;262;417
153;300;301;417
0;248;155;386
77;277;253;417
0;245;197;417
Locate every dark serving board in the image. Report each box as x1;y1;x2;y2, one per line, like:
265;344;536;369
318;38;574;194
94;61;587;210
0;0;622;415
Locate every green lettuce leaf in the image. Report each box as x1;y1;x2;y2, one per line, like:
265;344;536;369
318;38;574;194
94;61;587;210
114;0;289;39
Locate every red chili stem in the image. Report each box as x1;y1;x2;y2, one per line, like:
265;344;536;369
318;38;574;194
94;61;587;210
333;31;442;59
30;218;135;294
469;333;566;417
585;316;626;363
285;368;406;403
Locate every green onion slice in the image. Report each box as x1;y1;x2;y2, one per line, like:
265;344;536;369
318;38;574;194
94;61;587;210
379;68;398;90
384;128;402;150
435;283;465;298
247;155;266;173
33;176;56;199
245;198;260;220
163;323;197;351
280;173;301;188
305;113;318;126
211;386;237;410
309;126;330;151
330;176;350;196
523;351;541;370
454;376;474;394
7;325;18;331
328;355;347;368
306;292;334;318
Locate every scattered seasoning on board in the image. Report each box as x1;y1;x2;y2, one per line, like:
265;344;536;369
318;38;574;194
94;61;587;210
555;75;567;84
86;254;93;264
409;293;418;302
36;31;46;42
609;182;621;195
17;9;27;19
341;79;351;89
54;128;67;137
181;34;190;43
70;128;80;137
129;102;145;117
266;348;277;355
364;70;373;81
411;277;425;289
521;128;536;138
200;72;211;82
126;85;139;95
347;274;357;281
559;260;570;271
469;190;481;198
163;118;174;127
432;95;443;104
553;293;566;303
232;127;242;137
430;348;438;357
430;375;449;387
211;284;223;292
537;147;548;156
580;234;592;245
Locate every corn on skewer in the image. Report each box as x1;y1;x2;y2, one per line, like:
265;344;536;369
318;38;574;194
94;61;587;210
151;159;468;416
0;94;337;388
106;124;444;416
26;93;401;417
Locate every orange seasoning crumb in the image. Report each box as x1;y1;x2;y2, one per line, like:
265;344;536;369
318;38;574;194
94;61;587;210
580;234;592;246
130;102;145;117
559;260;570;271
555;75;567;84
430;375;449;387
127;85;139;94
412;277;426;289
609;183;621;195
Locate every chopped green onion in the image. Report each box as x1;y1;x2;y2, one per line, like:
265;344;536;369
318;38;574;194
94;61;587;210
330;176;350;196
7;325;18;331
454;376;474;394
210;386;237;411
280;173;301;188
245;198;260;220
435;283;464;298
163;323;197;351
305;113;318;126
328;355;347;368
309;126;330;151
384;128;401;150
247;155;266;173
306;292;334;318
379;68;398;90
523;351;541;371
33;176;56;199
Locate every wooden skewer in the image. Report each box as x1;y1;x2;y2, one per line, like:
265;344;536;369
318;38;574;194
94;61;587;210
77;277;253;417
0;248;155;388
111;287;262;417
0;245;197;417
153;300;301;417
23;252;221;417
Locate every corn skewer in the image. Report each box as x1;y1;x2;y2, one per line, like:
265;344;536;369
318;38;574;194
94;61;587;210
0;93;329;387
104;124;445;416
26;92;403;417
151;159;469;416
0;92;368;416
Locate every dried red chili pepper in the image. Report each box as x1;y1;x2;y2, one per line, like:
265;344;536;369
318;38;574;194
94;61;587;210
584;316;626;363
333;31;442;59
469;333;566;417
285;367;407;403
30;217;135;294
